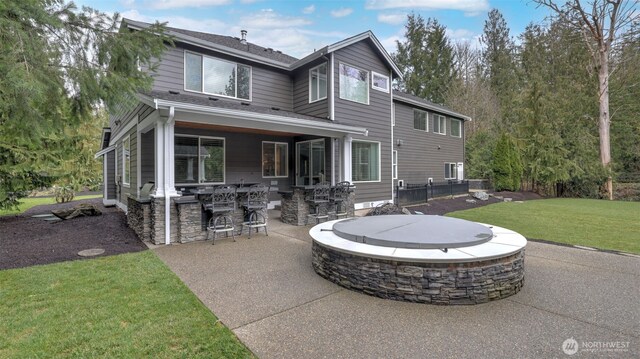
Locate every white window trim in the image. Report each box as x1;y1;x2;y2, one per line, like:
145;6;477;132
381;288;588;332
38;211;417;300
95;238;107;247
413;109;428;132
444;162;458;180
122;135;131;187
371;71;390;93
262;141;289;178
308;63;328;104
434;114;447;135
174;134;226;186
392;150;398;180
450;118;462;138
339;62;370;105
351;140;381;183
183;50;253;102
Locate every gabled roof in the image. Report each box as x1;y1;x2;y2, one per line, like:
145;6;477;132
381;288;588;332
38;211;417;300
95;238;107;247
123;19;297;69
123;19;401;78
291;31;403;79
392;90;471;121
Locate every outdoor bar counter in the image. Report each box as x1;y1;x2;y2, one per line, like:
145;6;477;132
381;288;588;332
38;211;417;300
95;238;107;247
279;185;355;226
127;184;278;244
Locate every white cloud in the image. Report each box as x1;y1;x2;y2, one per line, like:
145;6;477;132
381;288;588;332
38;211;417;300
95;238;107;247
121;9;227;33
239;9;312;29
240;0;261;3
145;0;231;10
380;34;402;54
302;5;316;14
365;0;488;15
445;28;481;46
377;13;406;25
120;0;136;7
330;8;354;18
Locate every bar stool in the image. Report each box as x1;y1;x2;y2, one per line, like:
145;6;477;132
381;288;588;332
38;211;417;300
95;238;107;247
306;181;330;225
241;184;269;238
205;185;237;244
329;181;351;219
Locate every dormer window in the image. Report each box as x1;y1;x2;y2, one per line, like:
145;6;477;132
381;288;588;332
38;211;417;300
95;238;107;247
184;51;251;100
309;63;327;103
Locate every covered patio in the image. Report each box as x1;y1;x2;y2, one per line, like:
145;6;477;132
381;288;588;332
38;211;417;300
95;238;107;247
126;91;367;244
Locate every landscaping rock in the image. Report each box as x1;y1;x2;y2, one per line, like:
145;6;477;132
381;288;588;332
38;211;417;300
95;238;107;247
466;199;477;204
504;198;512;202
473;191;489;201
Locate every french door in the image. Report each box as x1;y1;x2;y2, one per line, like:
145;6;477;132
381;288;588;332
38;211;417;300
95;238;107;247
295;139;325;186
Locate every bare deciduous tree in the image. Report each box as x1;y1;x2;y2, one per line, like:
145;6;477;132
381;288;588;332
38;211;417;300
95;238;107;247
534;0;639;199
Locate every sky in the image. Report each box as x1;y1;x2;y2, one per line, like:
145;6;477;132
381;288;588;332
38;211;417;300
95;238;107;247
76;0;553;59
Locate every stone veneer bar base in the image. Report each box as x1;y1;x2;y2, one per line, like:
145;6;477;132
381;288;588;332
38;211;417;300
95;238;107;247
312;242;525;305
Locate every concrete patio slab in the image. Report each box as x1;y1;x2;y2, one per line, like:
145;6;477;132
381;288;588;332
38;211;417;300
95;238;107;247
153;213;640;358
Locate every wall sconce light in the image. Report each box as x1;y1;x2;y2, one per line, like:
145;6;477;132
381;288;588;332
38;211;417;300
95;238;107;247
115;120;121;126
396;139;404;146
437;145;441;150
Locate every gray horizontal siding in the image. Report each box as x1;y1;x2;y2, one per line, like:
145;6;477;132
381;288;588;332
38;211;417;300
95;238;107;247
393;102;464;184
152;44;293;111
293;61;329;118
333;40;393;204
140;129;155;188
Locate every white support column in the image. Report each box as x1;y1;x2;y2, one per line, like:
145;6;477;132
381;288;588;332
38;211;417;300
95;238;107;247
343;134;352;183
331;138;336;186
163;119;179;197
152;120;165;197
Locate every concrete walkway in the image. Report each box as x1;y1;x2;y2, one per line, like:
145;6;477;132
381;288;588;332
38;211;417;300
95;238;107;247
153;212;639;358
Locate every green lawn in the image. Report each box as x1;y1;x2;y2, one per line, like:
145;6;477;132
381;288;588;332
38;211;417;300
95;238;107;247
0;195;102;216
0;251;253;358
447;198;640;254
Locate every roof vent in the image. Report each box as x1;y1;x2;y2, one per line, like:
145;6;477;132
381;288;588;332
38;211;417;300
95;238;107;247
168;90;180;95
267;47;273;52
241;102;250;106
208;96;219;101
240;30;247;45
271;107;280;111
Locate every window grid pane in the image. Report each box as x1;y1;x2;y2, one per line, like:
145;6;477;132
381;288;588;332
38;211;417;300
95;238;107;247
352;142;379;181
451;119;461;137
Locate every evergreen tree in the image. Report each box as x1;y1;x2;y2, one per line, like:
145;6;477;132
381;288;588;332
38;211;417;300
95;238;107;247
394;13;456;104
492;133;522;191
0;0;170;208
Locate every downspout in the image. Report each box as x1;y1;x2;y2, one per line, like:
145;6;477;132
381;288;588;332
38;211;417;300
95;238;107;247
165;106;175;245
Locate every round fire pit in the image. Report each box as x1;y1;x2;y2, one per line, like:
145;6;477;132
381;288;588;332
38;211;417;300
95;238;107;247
310;216;526;305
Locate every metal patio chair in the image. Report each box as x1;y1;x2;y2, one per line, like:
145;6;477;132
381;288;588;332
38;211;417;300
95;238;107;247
306;181;331;225
205;185;237;244
329;181;351;219
241;183;269;238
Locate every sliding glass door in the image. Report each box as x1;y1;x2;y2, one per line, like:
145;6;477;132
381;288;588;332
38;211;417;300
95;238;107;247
296;139;325;186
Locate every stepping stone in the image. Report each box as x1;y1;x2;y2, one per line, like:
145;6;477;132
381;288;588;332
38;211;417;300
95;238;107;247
78;248;105;257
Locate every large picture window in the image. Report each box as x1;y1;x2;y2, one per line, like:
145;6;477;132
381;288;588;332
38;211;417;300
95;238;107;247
433;114;447;135
262;142;288;178
445;162;457;180
175;136;225;184
123;135;131;186
352;141;380;182
309;63;327;102
185;51;251;100
414;109;428;131
339;63;369;104
450;118;462;138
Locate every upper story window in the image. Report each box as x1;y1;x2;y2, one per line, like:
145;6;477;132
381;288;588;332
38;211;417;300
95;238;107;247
339;63;369;105
413;109;428;131
450;119;462;138
309;63;327;103
433;114;447;135
371;71;389;93
184;51;251;100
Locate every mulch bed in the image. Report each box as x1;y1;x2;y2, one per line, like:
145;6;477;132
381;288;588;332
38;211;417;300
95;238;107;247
0;198;147;271
407;191;543;216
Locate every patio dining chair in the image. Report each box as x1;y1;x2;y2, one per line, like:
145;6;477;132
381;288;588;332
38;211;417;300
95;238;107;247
329;181;351;219
205;185;237;244
241;183;269;238
306;181;331;225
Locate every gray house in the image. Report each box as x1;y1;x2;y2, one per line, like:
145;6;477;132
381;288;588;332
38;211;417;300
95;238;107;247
96;19;470;244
